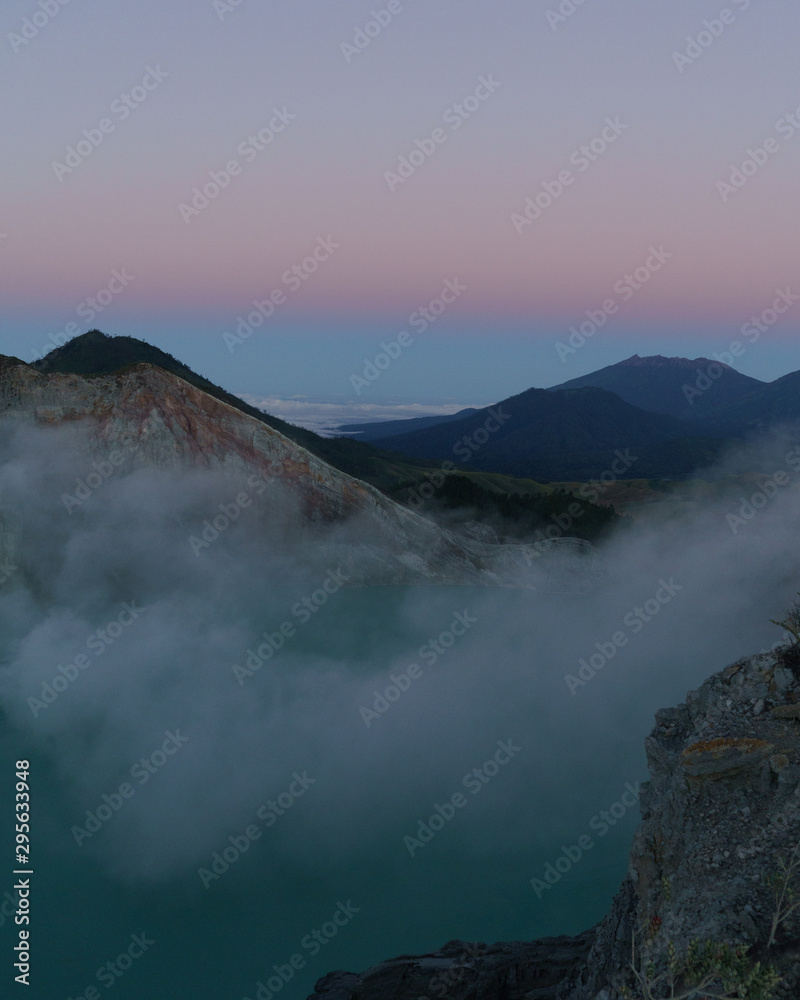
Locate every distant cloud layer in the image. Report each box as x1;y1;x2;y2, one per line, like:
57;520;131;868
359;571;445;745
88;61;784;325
236;395;483;436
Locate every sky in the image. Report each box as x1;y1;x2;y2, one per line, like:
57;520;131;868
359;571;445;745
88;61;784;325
2;0;799;426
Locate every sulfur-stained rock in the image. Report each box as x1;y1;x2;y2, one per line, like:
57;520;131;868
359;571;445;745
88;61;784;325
681;737;774;778
772;704;800;720
0;355;594;591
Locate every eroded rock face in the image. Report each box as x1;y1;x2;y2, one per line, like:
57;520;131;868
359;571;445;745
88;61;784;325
567;648;800;999
309;648;800;1000
0;356;590;590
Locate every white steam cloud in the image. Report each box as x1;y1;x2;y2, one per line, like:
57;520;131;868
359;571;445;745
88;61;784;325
0;418;799;894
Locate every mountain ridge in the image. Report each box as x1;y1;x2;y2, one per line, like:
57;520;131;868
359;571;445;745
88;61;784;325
32;330;449;493
32;333;800;487
547;353;767;422
344;352;800;442
370;383;723;481
0;352;593;590
344;353;800;479
26;331;628;542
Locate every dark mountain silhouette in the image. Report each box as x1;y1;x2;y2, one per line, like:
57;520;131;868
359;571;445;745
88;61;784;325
33;330;441;492
39;335;796;484
29;331;623;537
547;354;765;420
697;368;800;433
35;329;324;446
344;355;768;443
345;354;800;478
374;385;723;481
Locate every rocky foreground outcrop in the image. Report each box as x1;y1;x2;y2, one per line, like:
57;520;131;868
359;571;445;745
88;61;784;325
308;648;800;999
310;934;596;1000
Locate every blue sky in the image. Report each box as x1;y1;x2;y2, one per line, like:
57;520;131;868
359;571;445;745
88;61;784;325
2;0;798;425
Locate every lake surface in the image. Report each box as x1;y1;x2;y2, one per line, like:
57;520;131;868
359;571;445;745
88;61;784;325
0;582;740;1000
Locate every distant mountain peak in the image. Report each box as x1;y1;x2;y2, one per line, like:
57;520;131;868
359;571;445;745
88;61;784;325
33;328;328;450
618;353;734;371
37;329;182;374
547;353;765;421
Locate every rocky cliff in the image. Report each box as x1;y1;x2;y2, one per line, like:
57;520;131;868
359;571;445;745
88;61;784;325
307;646;800;999
0;355;594;590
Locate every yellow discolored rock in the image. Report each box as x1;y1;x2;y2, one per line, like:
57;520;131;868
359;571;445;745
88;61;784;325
681;737;774;778
771;703;800;720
